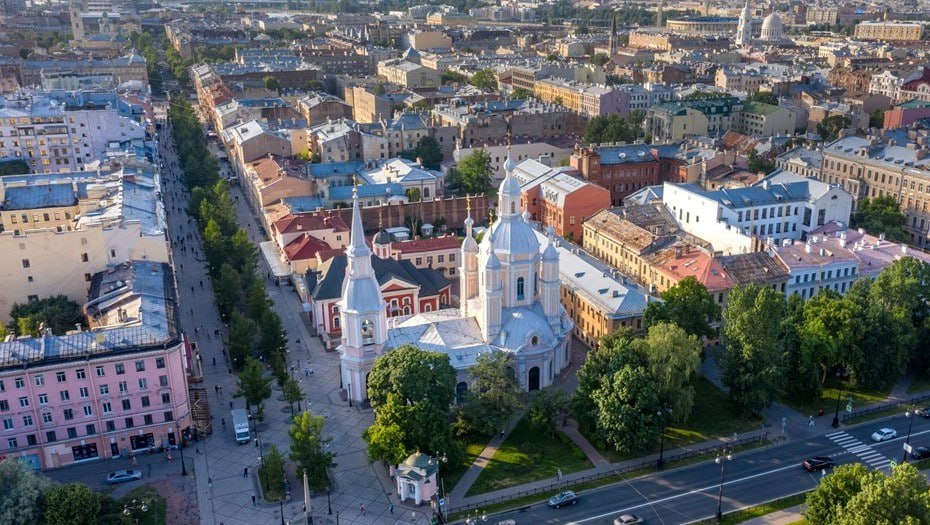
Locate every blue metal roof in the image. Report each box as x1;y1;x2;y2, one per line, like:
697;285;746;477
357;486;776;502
283;196;325;212
704;181;810;209
330;183;404;201
3;183;76;210
595;144;657;165
308;161;363;178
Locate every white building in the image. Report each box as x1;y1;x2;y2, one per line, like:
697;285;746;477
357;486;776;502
338;152;574;403
770;235;860;300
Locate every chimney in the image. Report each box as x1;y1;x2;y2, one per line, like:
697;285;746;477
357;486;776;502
416;157;423;167
805;242;812;253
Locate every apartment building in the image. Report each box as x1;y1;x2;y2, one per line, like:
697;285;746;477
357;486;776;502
0;261;192;470
570;144;684;206
0;160;169;321
0;92;147;174
532;78;629;118
296;93;353;127
732;101;796;138
853;21;923;42
377;59;440;89
770;236;860;300
820;130;930;247
307;119;388;164
583;206;679;283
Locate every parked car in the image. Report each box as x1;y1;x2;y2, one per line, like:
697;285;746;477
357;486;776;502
871;428;898;442
106;470;142;484
548;491;578;508
802;456;836;472
614;514;644;524
916;407;930;418
911;446;930;460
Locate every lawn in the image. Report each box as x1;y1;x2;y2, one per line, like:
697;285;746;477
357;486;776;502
442;433;490;493
908;374;930;394
689;492;807;525
782;379;891;418
597;377;763;463
466;417;591;496
99;486;168;525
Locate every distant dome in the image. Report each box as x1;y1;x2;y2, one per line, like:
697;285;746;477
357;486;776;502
373;229;392;246
760;13;784;41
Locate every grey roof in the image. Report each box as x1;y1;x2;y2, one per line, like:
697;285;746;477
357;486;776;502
594;145;658;165
311;253;451;301
3;183;76;210
702;181;811;209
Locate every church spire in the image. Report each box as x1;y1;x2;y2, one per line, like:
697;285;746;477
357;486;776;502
347;177;372;270
735;0;751;46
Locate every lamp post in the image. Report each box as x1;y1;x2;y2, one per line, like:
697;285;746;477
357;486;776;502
903;410;916;463
279;499;285;525
431;453;449;522
327;489;332;515
177;423;187;476
657;407;672;470
347;382;352;407
832;387;845;428
123;498;149;525
715;450;733;522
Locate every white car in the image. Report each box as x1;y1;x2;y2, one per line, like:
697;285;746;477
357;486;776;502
106;469;142;484
871;428;897;442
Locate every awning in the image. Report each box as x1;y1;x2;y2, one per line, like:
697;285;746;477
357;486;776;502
259;241;292;278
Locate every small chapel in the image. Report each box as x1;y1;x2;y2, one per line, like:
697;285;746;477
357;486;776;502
338;151;574;403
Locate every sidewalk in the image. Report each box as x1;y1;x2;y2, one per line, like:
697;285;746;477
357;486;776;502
740;504;804;525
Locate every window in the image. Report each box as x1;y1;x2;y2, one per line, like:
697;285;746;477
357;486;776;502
155;357;165;369
22;415;32;426
102;401;111;414
138;378;148;390
56;371;66;383
0;380;4;392
3;418;12;430
118;381;128;394
81;253;88;262
14;378;24;389
144;414;154;425
38;394;48;405
46;431;57;443
42;412;53;424
0;400;7;411
99;384;109;396
67;427;77;439
75;369;85;380
115;364;125;375
159;375;168;387
95;366;105;377
79;387;88;398
124;418;134;429
18;397;29;408
60;390;70;402
161;393;171;405
7;437;17;449
135;361;145;372
121;399;131;411
27;434;36;446
86;424;96;436
141;396;150;408
21;259;29;268
164;411;174;422
83;406;93;417
63;409;73;421
34;375;44;386
517;277;525;301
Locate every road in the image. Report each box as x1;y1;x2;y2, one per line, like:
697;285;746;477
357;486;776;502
489;413;930;525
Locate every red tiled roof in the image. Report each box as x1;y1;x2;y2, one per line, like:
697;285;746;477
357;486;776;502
274;213;350;235
390;235;461;254
653;246;735;292
283;233;333;261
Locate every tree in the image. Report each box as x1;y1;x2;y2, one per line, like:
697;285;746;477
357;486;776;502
289;410;335;491
283;376;303;418
839;463;930;525
405;187;421;202
43;483;102;525
720;285;787;414
747;149;776;175
805;463;872;525
582;113;645;145
441;70;468;85
0;459;52;525
234;357;272;412
589;53;610;66
633;322;702;422
363;422;408;465
851;195;909;243
747;91;779;105
782;294;820;402
8;295;84;336
263;75;282;93
455;352;523;436
213;264;241;320
469;69;498;92
527;389;571;436
816;114;851;142
869;108;886;129
260;445;286;501
798;290;864;386
593;365;662;454
642;276;720;339
511;87;533;99
228;312;257;369
0;159;30;176
365;346;458;463
256;310;288;359
574;24;589;35
454;149;493;195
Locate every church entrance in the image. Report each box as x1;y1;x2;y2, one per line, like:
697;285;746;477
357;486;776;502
528;367;540;391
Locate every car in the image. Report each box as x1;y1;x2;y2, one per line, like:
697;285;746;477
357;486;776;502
871;428;898;442
917;407;930;418
912;446;930;460
802;456;836;472
548;491;578;508
106;469;142;484
614;514;644;524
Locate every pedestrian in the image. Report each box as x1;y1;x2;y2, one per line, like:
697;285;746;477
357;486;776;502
305;369;309;378
252;495;256;506
809;415;814;427
131;455;137;466
390;504;394;514
243;467;248;477
360;504;365;515
221;418;226;428
212;357;216;366
215;385;219;394
208;477;212;487
229;400;233;409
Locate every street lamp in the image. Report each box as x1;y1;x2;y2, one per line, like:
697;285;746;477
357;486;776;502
123;498;149;525
903;410;916;463
431;453;449;522
279;499;285;525
347;382;352;407
715;450;734;522
832;386;845;428
657;407;672;470
176;423;187;476
327;489;332;515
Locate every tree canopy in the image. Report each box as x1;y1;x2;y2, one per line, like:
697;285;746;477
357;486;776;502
852;195;909;243
632;322;702;422
234;357;272;411
469;69;498;92
399;136;443;170
448;149;493;196
582;112;645;145
805;463;930;525
8;295;84;337
643;276;720;339
289;410;335;491
0;460;52;525
454;351;523;436
817;115;851;142
747;91;779;105
43;483;102;525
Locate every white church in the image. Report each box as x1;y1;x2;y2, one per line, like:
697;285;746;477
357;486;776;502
338;153;575;403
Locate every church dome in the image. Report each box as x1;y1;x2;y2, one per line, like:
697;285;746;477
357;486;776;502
373;229;392;246
500;172;521;199
487;218;540;257
760;13;784;41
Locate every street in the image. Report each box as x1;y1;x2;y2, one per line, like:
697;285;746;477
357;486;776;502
487;412;930;525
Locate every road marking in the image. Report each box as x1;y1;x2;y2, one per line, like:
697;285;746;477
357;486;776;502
826;431;846;438
566;463;803;524
848;444;872;453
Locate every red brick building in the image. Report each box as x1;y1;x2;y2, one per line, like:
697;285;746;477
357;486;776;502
570;144;684;206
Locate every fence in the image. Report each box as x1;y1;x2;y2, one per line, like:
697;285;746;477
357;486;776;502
842;391;930;424
447;432;769;515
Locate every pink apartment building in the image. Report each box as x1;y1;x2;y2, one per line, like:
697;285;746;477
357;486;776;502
0;261;192;470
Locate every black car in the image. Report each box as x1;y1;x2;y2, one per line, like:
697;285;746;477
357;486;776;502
911;446;930;460
802;456;836;472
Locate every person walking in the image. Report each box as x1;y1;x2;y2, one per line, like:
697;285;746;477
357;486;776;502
251;495;256;506
243;467;249;477
359;504;365;515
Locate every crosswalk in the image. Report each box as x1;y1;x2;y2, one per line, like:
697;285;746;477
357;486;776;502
826;431;892;470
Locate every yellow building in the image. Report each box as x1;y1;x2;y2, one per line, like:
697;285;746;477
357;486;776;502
376;59;441;89
854;21;923;42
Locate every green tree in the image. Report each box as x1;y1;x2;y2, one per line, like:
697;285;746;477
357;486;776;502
228;312;257;369
400;136;443;170
43;483;102;525
642;276;720;339
720;285;787;414
256;310;288;359
405;187;421;202
8;295;84;336
261;445;286;501
574;24;589;35
213;263;241;320
0;159;30;176
633;322;702;422
747;149;776;175
511;87;533;99
816;114;851;142
869;108;886;129
582;112;645;145
469;69;498;92
245;278;271;321
839;463;930;525
454;149;493;195
851;195;909;243
805;463;872;525
593;365;662;454
289;410;335;491
283;376;303;418
747;91;779;105
234;357;272;412
363;422;408;465
365;345;458;463
782;294;820;401
589;53;610;66
0;459;52;525
527;389;571;436
798;290;864;386
454;352;523;436
441;70;468;85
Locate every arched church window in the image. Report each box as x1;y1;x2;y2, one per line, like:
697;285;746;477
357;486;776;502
511;202;516;214
361;319;374;344
403;306;411;315
424;187;430;198
534;274;539;295
531;335;539;346
517;277;525;301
